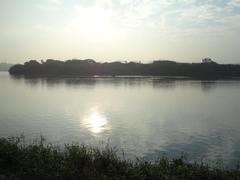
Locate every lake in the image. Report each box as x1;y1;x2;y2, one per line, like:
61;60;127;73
1;72;240;168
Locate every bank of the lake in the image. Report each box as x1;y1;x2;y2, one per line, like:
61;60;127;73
1;137;240;180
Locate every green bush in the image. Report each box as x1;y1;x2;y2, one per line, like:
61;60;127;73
0;137;239;180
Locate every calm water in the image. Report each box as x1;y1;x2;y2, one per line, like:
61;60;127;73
1;72;240;167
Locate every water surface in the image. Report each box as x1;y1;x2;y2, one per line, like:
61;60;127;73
1;72;240;167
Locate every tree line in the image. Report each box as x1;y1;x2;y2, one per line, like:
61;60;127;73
9;59;240;79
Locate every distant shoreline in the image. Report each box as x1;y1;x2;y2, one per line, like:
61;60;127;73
9;59;240;80
8;74;240;81
0;62;13;71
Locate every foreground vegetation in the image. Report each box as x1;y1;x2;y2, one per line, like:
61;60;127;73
0;137;240;180
9;59;240;79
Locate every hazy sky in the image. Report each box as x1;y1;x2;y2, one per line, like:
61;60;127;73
1;0;240;64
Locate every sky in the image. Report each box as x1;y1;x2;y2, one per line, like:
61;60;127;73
1;0;240;64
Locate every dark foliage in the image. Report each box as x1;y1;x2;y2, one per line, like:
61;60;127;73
9;59;240;79
0;137;240;180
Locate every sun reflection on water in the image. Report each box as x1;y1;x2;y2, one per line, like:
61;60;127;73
81;110;110;135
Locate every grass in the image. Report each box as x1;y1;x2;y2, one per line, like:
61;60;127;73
0;136;240;180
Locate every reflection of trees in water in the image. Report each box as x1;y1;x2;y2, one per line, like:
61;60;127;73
200;81;217;92
10;76;240;92
9;76;198;90
26;78;44;87
10;75;43;87
152;79;177;89
42;77;148;88
44;78;98;87
10;75;24;84
200;80;240;92
10;75;25;81
11;76;157;88
151;77;192;89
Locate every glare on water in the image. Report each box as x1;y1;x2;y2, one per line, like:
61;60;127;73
81;109;110;135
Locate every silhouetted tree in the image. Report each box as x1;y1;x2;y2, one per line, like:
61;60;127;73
8;59;240;79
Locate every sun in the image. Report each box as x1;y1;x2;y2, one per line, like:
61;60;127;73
64;5;121;42
75;6;111;33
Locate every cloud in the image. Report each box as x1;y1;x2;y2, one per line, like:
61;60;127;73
179;4;220;22
48;0;62;6
35;0;240;42
228;0;240;8
35;25;52;32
